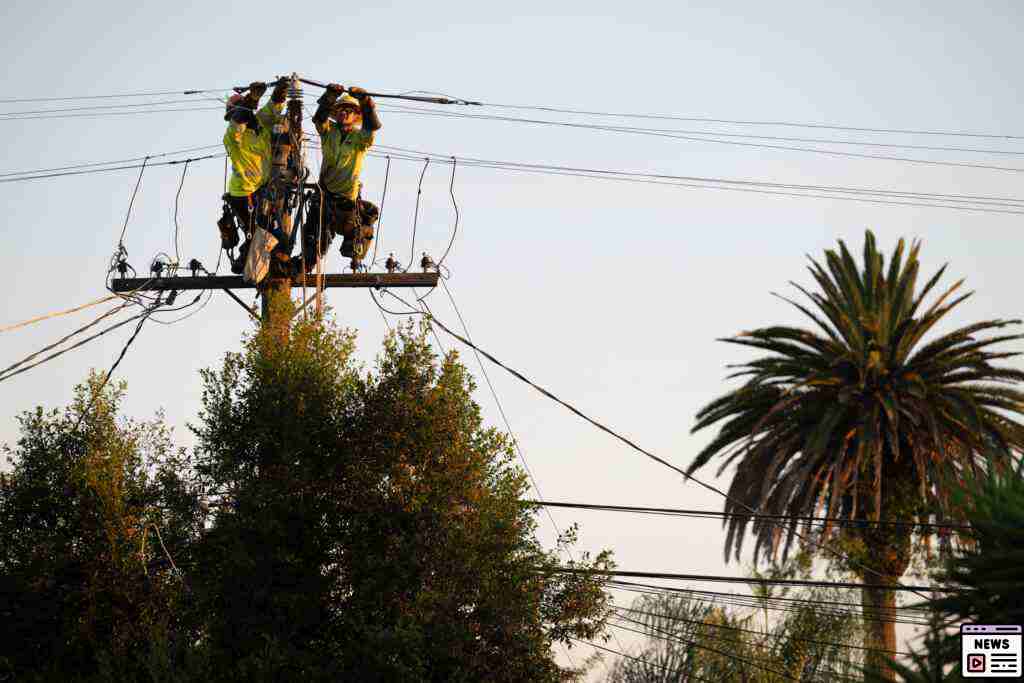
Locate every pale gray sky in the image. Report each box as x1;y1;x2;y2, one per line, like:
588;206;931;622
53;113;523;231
3;0;1022;676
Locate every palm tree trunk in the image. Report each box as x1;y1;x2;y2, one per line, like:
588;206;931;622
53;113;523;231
861;580;898;682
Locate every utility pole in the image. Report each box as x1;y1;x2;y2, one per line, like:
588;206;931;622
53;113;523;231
259;73;303;341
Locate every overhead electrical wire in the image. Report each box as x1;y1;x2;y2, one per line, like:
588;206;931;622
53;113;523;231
379;290;939;601
529;499;971;532
0;87;230;104
605;579;932;624
0;152;224;184
612;603;911;657
605;617;802;681
0;98;225;117
0;294;119;334
0;307;151;384
546;567;949;594
0;105;223;122
605;581;931;627
0;144;221;179
481;101;1024;141
376;106;1024;173
0;302;131;378
606;613;860;683
369;144;1024;216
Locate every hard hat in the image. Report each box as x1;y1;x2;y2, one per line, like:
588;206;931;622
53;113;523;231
333;93;361;113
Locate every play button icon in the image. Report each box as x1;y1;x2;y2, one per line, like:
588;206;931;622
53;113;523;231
967;653;986;673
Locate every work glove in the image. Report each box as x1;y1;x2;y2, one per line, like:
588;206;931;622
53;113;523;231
347;86;367;100
270;77;289;103
318;83;344;106
248;81;268;98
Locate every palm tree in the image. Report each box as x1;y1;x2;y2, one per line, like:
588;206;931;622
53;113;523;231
688;231;1024;679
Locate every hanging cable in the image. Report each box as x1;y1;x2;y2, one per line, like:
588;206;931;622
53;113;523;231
173;159;190;266
529;499;970;531
405;158;430;271
0;302;130;377
482;101;1024;141
71;303;160;434
611;603;910;657
1;152;223;184
0;294;119;334
370;155;391;269
0;307;150;383
380;289;937;601
436;156;459;269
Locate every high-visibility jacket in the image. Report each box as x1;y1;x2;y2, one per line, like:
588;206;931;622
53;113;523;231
223;101;284;197
316;120;374;199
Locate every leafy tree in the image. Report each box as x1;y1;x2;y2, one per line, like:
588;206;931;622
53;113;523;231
687;231;1024;678
869;459;1024;682
192;318;613;682
0;375;204;682
606;556;864;682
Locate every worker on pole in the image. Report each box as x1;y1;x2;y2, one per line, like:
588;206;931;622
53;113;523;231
301;83;381;272
220;79;289;275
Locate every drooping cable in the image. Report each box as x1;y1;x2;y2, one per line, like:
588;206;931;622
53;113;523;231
370;155;391;269
380;289;936;601
405;158;430;271
436;157;459;269
173;159;190;266
0;294;118;334
529;499;970;531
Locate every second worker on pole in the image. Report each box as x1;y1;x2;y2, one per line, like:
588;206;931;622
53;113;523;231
301;83;382;273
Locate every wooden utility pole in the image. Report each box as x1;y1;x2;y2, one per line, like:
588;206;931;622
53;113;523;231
259;73;303;340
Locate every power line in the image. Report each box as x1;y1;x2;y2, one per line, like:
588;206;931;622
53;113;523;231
0;105;222;122
612;604;910;657
547;567;950;594
606;613;860;683
0;144;221;179
0;88;229;104
377;106;1024;173
605;580;932;625
379;290;933;602
438;279;630;660
0;307;149;384
0;152;224;184
529;499;970;531
568;637;723;683
482;102;1024;141
0;302;131;377
369;145;1024;216
381;105;1024;158
0;294;118;333
0;98;222;117
605;617;802;681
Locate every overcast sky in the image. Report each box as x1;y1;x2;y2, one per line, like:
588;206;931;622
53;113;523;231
3;0;1022;676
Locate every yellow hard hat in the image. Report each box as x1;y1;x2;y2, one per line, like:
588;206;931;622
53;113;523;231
334;93;361;113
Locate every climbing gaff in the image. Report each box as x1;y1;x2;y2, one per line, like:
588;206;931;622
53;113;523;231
296;77;481;106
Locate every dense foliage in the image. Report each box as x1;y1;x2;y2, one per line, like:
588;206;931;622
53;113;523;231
0;377;203;681
0;320;612;682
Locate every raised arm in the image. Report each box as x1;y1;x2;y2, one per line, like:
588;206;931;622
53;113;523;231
347;87;382;132
225;81;267;130
256;79;288;129
313;82;345;131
